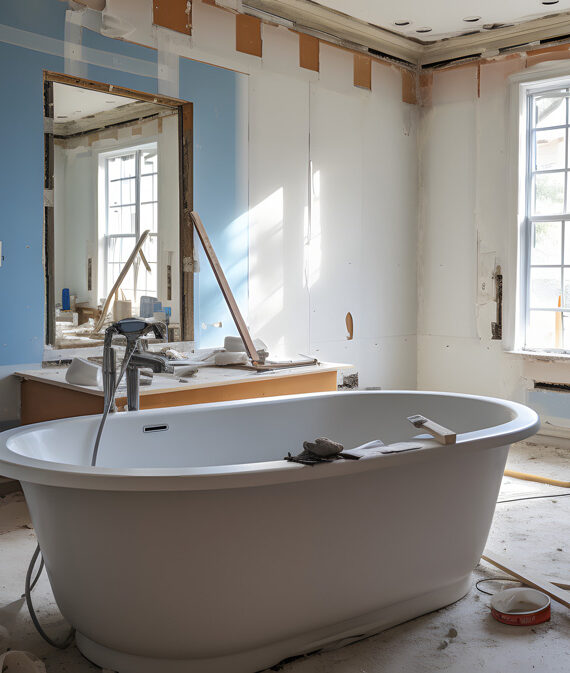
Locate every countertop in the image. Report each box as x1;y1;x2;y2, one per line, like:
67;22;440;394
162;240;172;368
15;362;351;398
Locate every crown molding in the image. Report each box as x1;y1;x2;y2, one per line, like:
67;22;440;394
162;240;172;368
420;12;570;66
243;1;570;69
243;0;422;64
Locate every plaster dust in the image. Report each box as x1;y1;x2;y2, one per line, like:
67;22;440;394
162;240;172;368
0;444;568;673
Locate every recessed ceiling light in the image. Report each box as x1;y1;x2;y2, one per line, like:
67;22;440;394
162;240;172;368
394;20;410;27
463;16;481;22
542;1;559;5
416;27;432;33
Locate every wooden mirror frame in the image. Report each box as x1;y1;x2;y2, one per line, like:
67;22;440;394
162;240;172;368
43;71;194;345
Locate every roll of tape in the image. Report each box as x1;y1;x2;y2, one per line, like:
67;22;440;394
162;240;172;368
490;587;551;626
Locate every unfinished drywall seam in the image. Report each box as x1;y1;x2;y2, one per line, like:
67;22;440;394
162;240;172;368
0;23;156;78
157;26;181;97
64;9;88;77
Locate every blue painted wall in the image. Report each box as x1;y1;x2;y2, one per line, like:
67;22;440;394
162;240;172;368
0;0;248;369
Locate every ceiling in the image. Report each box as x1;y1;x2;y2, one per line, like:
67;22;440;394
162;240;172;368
53;83;139;121
314;0;570;41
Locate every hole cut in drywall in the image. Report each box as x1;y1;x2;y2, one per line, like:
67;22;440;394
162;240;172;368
152;0;192;35
236;14;262;57
534;381;570;392
299;33;319;72
353;53;371;89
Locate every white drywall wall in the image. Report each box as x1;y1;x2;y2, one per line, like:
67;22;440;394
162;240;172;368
418;56;570;432
247;28;418;389
117;1;418;388
2;0;420;426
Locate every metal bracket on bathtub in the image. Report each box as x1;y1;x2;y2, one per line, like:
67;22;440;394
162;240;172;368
407;415;457;445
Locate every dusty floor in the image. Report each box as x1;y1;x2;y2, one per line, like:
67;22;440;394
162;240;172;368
0;442;568;673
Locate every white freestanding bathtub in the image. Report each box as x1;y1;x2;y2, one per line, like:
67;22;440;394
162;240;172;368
0;391;539;673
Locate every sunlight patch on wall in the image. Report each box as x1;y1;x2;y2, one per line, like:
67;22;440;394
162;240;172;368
304;167;322;290
249;187;284;332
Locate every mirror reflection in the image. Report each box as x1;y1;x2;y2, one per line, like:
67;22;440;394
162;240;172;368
51;82;182;348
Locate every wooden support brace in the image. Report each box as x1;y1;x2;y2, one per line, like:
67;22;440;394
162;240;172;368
190;211;261;363
93;230;150;333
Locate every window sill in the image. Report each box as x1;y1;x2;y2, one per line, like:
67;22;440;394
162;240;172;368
506;349;570;362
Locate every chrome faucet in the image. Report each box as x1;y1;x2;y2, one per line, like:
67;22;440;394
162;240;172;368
102;318;174;412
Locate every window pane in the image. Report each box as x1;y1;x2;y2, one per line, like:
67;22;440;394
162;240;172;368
140;151;157;175
534;95;566;128
108;207;120;235
535;128;566;170
120;205;136;234
531;221;562;265
120;154;136;178
108;156;121;181
121;178;135;205
107;236;137;301
564;269;570;309
140;202;157;233
533;172;565;215
140;174;156;203
530;267;561;308
108;180;120;207
135;235;158;301
527;310;559;348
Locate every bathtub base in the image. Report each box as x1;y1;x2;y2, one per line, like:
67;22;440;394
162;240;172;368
75;574;472;673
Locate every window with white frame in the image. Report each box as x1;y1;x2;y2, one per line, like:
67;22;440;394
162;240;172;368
524;86;570;350
105;144;158;308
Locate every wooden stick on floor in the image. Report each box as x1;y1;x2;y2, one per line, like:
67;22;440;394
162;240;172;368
482;550;570;609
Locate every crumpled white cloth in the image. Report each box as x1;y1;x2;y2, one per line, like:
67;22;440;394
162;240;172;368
0;650;46;672
343;439;425;458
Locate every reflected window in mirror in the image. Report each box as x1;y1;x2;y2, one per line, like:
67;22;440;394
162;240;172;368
102;144;158;307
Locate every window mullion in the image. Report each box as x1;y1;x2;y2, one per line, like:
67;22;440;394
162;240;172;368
134;149;142;307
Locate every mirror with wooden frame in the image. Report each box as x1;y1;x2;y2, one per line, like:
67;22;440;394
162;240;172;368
43;72;194;349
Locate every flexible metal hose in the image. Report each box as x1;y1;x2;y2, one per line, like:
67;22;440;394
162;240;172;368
25;341;138;647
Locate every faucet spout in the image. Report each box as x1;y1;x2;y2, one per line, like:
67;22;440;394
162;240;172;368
125;350;174;411
102;318;170;412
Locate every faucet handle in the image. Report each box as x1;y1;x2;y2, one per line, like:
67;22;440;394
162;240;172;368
111;318;166;342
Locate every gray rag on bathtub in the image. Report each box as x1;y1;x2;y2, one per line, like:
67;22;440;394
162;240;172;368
284;438;424;465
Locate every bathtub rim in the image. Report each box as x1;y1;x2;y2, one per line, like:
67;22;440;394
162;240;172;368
0;390;539;491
